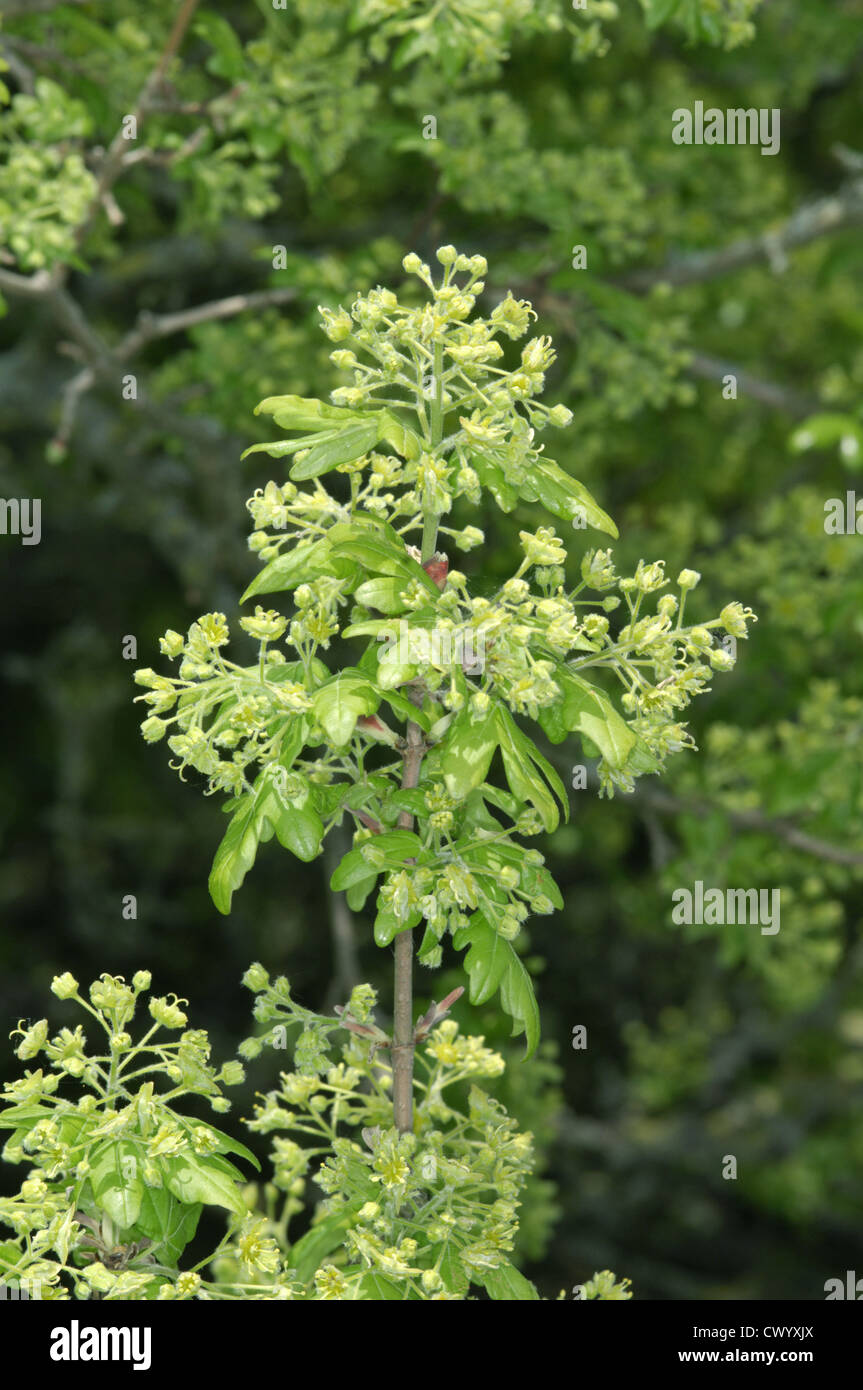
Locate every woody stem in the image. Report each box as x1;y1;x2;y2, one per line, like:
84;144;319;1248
392;339;445;1133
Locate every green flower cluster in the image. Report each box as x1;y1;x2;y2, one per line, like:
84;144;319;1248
244;1006;534;1300
0;972;249;1302
133;247;755;1058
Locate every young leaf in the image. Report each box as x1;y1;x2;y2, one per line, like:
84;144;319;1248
469;450;520;512
374;900;422;947
272;801;325;861
439;703;500;800
253;394;365;430
241;428;345;462
518;458;618;539
162;1153;247;1215
377;408;422;462
453;916;540;1056
290;1211;353;1285
331;847;381;892
495;707;560;831
476;1261;540;1300
541;668;636;768
241;539;331;602
312;672;381;745
290;419;379;480
354;576;411;615
208;792;263;916
89;1139;144;1230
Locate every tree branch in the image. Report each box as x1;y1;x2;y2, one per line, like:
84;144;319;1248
0;37;35;92
393;711;425;1135
117;288;297;358
72;0;202;253
616;178;863;293
640;785;863;867
686;351;821;417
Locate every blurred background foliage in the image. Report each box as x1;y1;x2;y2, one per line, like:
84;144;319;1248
1;0;862;1298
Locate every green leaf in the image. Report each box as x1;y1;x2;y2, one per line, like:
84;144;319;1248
642;0;682;30
540;668;636;769
253;394;365;430
377;408;422;462
331;846;381;891
453;916;540;1056
359;1271;412;1299
476;1260;540;1300
518;458;618;539
132;1187;202;1266
241;540;331;601
132;1184;173;1240
272;800;325;861
328;525;439;596
379;687;432;731
277;715;310;770
241;428;345;462
439;703;500;800
476;784;521;821
495;707;561;831
470;450;520;512
208;791;262;915
355;829;422;869
374;900;422;947
194;12;247;80
290;1211;352;1284
387;788;428;818
355;576;411;614
453;915;510;1006
437;1243;470;1297
375;655;419;690
162;1153;246;1215
0;1104;53;1130
290;419;379;480
346;877;377;911
791;412;863;467
312;671;381;745
89;1140;144;1230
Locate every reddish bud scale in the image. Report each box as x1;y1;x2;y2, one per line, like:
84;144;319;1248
423;555;449;589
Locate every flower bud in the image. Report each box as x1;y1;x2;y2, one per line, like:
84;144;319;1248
219;1061;246;1086
242;962;270;992
149;995;189;1030
677;569;701;590
51;973;79;1000
159;630;185;658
